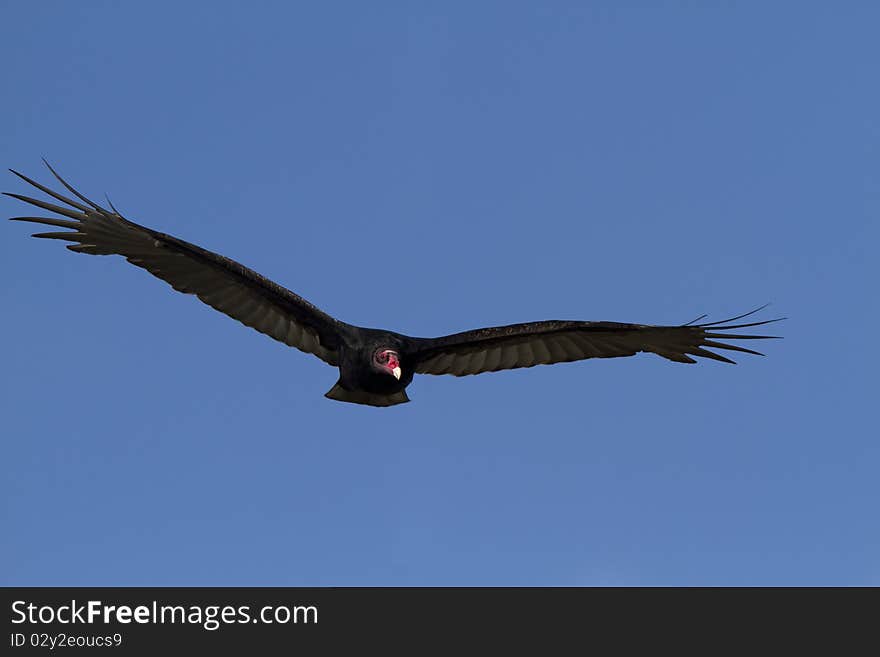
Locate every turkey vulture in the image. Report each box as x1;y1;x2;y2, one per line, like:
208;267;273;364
6;162;782;407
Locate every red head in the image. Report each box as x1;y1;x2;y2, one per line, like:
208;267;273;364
373;348;402;380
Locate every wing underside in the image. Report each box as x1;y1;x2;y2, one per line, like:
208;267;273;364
414;308;783;376
6;162;342;365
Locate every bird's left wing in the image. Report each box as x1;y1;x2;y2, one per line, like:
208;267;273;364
6;163;344;365
412;309;782;376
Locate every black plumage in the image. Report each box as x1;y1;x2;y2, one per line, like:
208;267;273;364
6;162;783;407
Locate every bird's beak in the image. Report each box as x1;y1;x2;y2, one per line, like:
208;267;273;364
392;366;402;380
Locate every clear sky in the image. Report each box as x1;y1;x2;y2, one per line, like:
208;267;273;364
1;2;877;586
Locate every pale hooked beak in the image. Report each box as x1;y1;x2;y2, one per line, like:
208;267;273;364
392;366;402;380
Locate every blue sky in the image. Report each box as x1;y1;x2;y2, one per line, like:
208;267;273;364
1;2;877;586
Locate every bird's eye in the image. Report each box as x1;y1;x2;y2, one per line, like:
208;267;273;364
377;351;388;363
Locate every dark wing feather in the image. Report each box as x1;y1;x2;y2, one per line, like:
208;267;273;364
6;163;343;365
412;307;783;376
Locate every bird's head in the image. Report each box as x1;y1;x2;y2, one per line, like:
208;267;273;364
372;348;402;380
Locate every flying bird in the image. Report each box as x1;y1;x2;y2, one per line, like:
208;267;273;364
6;162;782;407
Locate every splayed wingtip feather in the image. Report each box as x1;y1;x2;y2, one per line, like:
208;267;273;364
41;159;111;214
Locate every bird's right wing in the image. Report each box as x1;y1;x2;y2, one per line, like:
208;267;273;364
6;162;344;365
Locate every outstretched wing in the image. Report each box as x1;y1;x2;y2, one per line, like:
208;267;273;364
412;307;783;376
6;162;343;365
